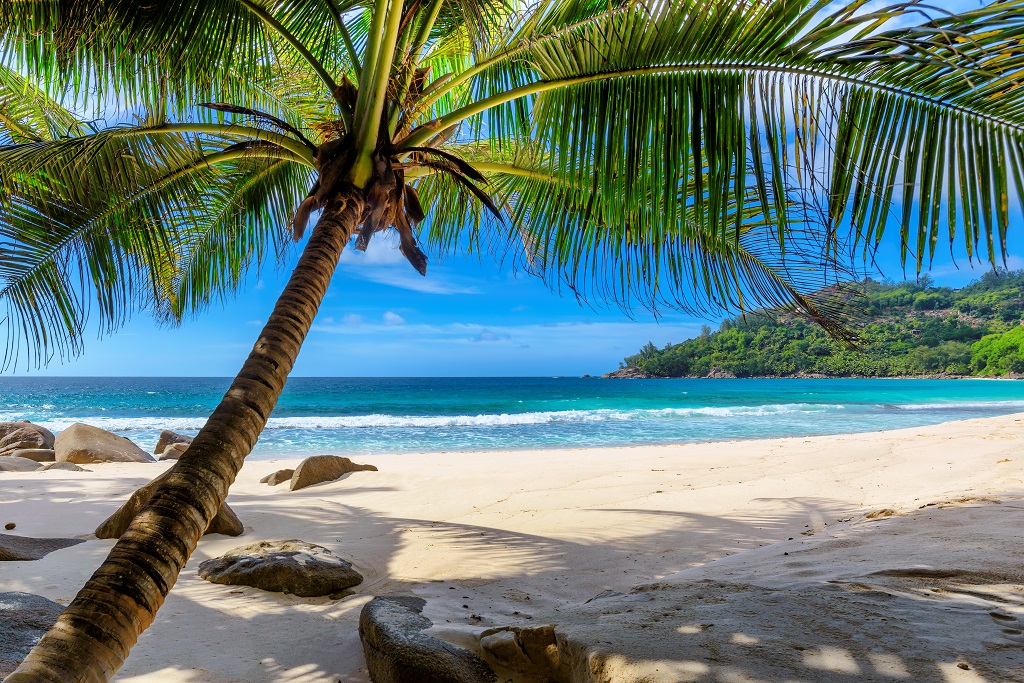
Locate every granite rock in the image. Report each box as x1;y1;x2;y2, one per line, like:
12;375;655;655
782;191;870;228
0;592;65;677
198;540;362;597
259;469;294;486
54;423;154;464
360;596;496;683
290;455;377;491
0;534;85;561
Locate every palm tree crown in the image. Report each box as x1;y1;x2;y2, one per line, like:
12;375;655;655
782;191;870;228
2;0;1022;367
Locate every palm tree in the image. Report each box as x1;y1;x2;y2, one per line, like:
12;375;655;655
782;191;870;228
2;0;1023;679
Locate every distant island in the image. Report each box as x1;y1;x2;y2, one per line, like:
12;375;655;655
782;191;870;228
611;271;1024;379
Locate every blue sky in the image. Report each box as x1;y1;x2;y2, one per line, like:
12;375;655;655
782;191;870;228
11;0;1019;378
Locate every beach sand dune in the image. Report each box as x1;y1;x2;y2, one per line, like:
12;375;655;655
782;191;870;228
2;413;1023;681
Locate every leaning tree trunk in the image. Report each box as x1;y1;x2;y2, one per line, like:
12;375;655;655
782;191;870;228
4;189;365;683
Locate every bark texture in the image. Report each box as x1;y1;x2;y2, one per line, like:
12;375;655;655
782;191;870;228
4;189;364;683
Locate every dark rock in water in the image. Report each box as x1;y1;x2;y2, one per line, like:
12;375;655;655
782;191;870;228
198;540;362;597
0;592;65;677
158;442;189;461
95;467;243;539
41;462;89;472
260;469;294;486
54;423;154;464
360;596;497;683
0;422;55;458
601;367;654;379
0;534;85;561
290;455;377;491
0;457;43;473
154;429;193;455
10;449;55;463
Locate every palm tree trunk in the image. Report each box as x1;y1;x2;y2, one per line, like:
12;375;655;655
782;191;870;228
4;190;365;683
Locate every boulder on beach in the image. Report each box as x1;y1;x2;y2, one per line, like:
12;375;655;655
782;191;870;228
0;458;42;473
0;534;85;562
9;449;55;463
0;422;54;458
41;462;89;472
198;540;362;597
360;596;497;683
95;468;243;539
158;442;189;461
290;455;377;491
0;592;65;678
154;429;193;456
259;469;294;486
54;423;154;464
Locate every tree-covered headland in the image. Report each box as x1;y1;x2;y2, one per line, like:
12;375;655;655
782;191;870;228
623;272;1024;378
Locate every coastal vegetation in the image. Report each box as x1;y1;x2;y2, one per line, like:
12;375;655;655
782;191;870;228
622;272;1024;378
2;0;1024;680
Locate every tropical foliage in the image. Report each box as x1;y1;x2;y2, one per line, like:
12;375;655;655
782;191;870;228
622;271;1024;378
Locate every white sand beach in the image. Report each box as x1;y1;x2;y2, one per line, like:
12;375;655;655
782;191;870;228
2;413;1023;682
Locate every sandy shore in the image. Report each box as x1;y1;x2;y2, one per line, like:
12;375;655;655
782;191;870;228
3;414;1024;681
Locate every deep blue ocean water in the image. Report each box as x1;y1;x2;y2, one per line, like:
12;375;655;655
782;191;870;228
1;377;1023;458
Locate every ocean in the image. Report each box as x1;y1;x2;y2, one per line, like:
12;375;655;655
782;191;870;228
1;377;1023;458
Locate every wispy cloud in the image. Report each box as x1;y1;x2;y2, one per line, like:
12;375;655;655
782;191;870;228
383;311;406;325
338;237;481;295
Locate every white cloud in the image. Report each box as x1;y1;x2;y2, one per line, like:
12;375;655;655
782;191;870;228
246;320;263;326
338;232;480;295
343;313;364;326
383;311;406;326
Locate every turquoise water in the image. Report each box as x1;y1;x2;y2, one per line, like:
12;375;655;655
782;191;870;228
1;377;1023;458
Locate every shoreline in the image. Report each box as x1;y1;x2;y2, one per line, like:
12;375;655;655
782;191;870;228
3;412;1024;681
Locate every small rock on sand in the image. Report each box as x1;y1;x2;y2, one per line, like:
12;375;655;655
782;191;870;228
259;469;294;486
198;540;362;597
158;442;189;461
41;462;90;472
153;430;193;455
290;455;377;491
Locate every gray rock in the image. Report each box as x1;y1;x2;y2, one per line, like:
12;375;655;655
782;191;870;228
0;534;85;561
154;429;193;455
158;442;189;461
198;540;362;597
259;469;294;486
360;596;496;683
41;462;89;472
9;449;55;463
95;468;243;539
0;458;42;473
0;592;65;678
0;422;55;458
290;455;377;491
54;423;154;464
706;366;737;379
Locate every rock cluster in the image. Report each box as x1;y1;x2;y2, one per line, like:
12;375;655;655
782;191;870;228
0;422;54;458
95;468;243;539
600;367;654;379
198;540;362;597
54;423;154;464
0;458;43;473
158;442;189;461
360;596;496;683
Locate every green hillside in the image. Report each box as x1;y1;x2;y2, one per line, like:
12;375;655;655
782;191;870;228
621;272;1024;378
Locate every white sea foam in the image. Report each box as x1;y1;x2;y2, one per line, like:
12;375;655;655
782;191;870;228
24;403;849;433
